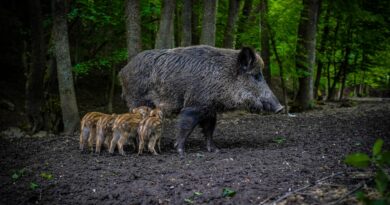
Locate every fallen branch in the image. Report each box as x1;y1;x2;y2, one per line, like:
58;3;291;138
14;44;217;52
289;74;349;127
262;172;344;205
328;180;366;205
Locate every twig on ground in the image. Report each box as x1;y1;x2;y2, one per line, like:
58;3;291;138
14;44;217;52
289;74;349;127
328;181;366;205
263;172;344;205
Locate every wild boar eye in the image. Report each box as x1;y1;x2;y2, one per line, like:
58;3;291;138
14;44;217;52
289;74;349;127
252;73;263;82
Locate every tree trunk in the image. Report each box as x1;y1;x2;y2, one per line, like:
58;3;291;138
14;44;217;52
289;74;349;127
155;0;176;49
53;0;80;135
125;0;141;61
314;0;331;99
200;0;218;46
107;66;116;113
294;0;321;110
326;61;331;98
260;0;271;86
223;0;239;48
268;23;288;114
191;0;200;45
169;10;175;48
26;0;45;133
43;57;63;133
328;65;342;100
327;17;340;99
338;46;351;100
236;0;252;47
181;0;192;46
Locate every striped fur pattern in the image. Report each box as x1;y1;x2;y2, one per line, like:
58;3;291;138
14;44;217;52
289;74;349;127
95;113;118;154
109;106;151;155
137;108;163;155
79;112;105;151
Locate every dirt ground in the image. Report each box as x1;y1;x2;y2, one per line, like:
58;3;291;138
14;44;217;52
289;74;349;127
0;101;389;205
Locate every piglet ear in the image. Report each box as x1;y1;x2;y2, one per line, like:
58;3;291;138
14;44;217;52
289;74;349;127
237;47;256;75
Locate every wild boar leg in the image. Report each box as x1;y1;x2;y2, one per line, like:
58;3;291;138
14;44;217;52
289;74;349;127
174;108;200;157
95;127;104;154
109;130;121;154
79;126;90;151
88;126;96;151
117;131;130;156
199;114;219;153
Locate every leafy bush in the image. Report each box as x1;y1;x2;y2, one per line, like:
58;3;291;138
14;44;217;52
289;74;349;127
345;138;390;204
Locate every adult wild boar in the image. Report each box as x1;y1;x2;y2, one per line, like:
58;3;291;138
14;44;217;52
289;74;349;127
119;45;283;157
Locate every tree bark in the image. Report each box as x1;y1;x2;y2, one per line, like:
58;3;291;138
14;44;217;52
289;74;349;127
200;0;218;46
26;0;45;133
314;0;331;99
223;0;239;48
53;0;80;135
155;0;176;49
338;47;351;100
294;0;321;110
260;0;271;86
327;17;340;99
125;0;141;61
107;66;116;113
268;23;288;113
181;0;192;46
191;0;200;45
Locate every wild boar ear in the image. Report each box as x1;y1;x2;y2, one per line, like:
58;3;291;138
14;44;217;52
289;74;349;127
237;47;256;75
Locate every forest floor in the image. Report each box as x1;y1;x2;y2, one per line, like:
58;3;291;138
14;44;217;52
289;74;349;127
0;101;389;205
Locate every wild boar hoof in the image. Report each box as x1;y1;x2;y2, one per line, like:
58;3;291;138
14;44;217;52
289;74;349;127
177;148;185;159
207;144;220;153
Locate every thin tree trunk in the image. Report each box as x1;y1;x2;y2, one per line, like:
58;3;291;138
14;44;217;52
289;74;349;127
223;0;239;48
236;0;252;47
200;0;218;46
326;61;331;98
314;0;331;99
328;66;342;100
107;66;116;113
338;44;353;101
327;17;340;99
175;5;180;46
125;0;141;61
260;0;271;86
26;0;45;133
170;11;175;48
268;24;288;114
53;0;80;135
155;0;176;49
191;0;199;45
359;51;367;96
181;0;192;46
294;0;321;110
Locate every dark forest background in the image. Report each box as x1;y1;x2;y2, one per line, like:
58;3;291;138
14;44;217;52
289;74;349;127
0;0;389;134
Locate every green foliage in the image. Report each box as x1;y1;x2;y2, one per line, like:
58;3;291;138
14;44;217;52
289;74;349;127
62;0;389;98
222;188;236;197
344;139;390;203
345;153;371;168
273;136;286;144
40;172;53;180
68;0;126;77
73;49;127;75
184;191;203;204
11;168;26;181
30;182;39;190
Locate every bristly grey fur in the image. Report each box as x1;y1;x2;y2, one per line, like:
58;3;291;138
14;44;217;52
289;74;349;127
119;45;281;116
